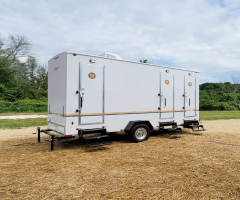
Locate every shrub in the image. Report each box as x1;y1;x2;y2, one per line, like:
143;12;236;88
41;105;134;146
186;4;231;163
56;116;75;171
0;99;47;113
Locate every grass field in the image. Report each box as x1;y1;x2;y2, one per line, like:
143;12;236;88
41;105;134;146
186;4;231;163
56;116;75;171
0;120;240;199
0;111;239;129
0;112;47;116
200;111;240;120
0;118;47;129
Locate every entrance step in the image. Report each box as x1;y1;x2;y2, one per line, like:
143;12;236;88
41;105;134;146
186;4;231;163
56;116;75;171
84;135;112;147
78;128;112;147
182;120;206;132
159;121;183;135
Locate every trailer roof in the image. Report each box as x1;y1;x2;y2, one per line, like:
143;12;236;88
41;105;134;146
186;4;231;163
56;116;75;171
50;51;199;73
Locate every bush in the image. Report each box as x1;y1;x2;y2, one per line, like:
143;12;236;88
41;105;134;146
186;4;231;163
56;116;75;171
0;99;47;113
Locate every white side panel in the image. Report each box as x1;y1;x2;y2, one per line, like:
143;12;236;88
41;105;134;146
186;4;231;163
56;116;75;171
48;122;65;135
47;53;67;132
160;73;174;119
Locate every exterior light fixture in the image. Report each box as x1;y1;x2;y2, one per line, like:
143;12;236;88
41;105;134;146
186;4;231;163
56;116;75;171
90;59;96;63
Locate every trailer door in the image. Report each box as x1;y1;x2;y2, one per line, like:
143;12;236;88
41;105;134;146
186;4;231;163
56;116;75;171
159;73;174;119
77;63;104;125
184;76;196;117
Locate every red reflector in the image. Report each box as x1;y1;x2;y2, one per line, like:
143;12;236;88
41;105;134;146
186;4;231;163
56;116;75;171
76;128;80;130
102;126;105;129
120;129;123;131
72;122;74;125
156;126;158;127
194;119;196;120
73;54;77;56
173;120;175;122
181;123;183;125
65;135;72;137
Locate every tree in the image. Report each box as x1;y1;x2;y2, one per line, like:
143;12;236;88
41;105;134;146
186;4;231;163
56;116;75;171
0;34;48;102
0;35;31;69
140;59;147;63
230;74;240;93
36;62;48;90
26;56;37;84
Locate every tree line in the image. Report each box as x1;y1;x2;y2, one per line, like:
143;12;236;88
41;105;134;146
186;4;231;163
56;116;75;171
200;81;240;111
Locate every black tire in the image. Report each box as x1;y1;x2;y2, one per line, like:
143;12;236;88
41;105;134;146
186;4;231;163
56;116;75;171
129;124;151;142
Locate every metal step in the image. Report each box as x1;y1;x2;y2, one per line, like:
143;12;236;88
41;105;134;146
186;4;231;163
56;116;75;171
79;128;106;135
87;142;112;148
182;120;206;132
159;122;177;127
192;125;205;132
158;122;183;135
167;128;184;135
83;134;112;147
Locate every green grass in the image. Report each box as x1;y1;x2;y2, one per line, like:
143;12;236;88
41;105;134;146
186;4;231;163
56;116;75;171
200;111;240;120
0;118;47;129
0;112;47;116
0;111;239;129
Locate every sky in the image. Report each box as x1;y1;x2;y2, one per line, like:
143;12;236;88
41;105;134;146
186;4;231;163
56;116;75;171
0;0;240;84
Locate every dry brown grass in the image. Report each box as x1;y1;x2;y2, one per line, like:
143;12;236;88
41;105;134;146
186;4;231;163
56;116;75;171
0;120;240;199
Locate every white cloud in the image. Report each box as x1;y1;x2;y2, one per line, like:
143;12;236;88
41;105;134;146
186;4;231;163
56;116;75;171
0;0;240;83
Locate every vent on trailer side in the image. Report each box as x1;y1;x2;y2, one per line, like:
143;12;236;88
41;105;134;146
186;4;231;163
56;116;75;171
98;52;123;60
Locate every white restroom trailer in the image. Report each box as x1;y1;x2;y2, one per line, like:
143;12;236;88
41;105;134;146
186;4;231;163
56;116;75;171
41;51;204;149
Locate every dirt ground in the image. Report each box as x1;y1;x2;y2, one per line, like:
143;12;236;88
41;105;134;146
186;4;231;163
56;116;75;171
0;120;240;199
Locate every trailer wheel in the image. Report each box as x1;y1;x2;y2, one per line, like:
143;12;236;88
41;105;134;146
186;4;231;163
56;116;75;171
129;124;150;142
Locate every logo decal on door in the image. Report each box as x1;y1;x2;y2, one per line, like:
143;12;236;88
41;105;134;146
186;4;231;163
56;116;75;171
89;72;96;79
54;66;60;71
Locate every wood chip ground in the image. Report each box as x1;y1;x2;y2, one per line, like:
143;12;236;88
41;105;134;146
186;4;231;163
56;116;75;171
0;120;240;199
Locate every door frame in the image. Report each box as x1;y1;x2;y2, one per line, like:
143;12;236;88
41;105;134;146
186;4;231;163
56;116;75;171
184;75;197;117
78;62;105;125
159;73;175;119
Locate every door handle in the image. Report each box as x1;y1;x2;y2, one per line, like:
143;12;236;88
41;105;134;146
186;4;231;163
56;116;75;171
160;95;166;108
76;90;83;110
80;96;83;108
162;98;166;108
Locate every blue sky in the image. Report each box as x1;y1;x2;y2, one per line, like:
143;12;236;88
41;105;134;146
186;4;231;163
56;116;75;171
0;0;240;84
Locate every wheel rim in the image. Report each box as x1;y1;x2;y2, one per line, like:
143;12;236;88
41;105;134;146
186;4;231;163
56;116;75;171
135;127;147;140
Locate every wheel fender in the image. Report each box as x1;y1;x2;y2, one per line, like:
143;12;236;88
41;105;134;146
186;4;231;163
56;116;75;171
124;121;153;133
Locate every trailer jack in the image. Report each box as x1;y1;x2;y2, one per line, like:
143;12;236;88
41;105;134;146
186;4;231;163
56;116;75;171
37;127;75;151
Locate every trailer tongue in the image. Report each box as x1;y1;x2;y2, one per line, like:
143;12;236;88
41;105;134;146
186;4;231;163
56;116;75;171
37;127;112;151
